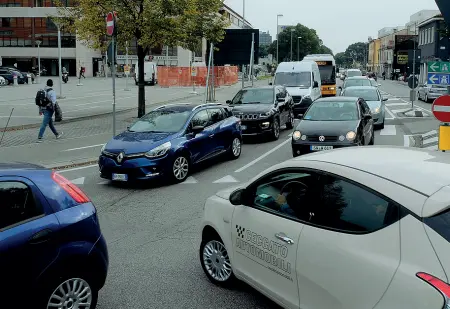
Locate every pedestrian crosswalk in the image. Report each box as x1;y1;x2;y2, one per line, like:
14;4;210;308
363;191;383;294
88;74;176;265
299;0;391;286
421;130;438;150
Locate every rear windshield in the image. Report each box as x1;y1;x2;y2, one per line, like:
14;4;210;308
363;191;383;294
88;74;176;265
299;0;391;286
424;208;450;243
347;70;362;77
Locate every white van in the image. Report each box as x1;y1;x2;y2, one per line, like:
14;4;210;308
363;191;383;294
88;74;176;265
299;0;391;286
272;61;322;118
134;62;158;85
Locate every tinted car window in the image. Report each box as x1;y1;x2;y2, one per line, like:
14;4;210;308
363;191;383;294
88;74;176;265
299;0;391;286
343;88;380;101
191;110;211;127
207;108;225;124
316;176;398;233
0;181;42;230
344;79;371;88
303;101;358;121
252;172;320;221
231;89;274;104
274;72;311;87
129;110;191;133
347;71;362;77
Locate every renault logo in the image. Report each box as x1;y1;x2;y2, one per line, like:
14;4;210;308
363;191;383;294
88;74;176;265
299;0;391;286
117;152;124;163
319;136;325;142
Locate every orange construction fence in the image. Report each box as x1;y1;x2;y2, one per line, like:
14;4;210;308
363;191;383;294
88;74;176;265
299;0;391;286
158;66;238;87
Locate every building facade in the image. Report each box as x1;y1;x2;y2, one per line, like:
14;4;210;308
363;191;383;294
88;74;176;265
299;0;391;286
259;31;272;46
368;39;380;73
0;2;252;77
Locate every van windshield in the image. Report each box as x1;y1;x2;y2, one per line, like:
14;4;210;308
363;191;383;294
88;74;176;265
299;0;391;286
274;72;311;88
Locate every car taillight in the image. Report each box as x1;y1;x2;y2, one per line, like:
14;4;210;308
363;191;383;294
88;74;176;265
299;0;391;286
417;272;450;307
51;171;90;204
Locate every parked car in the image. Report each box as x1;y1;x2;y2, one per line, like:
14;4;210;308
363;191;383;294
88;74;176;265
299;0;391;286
0;163;108;308
99;103;242;183
226;86;294;140
0;76;6;86
417;84;448;103
199;146;450;309
0;67;28;84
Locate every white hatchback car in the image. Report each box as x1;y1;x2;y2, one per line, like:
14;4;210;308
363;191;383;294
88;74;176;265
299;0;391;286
200;146;450;309
0;76;6;86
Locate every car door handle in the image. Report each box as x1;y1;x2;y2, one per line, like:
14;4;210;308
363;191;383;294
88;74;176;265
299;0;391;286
29;229;52;244
209;134;214;138
275;232;294;245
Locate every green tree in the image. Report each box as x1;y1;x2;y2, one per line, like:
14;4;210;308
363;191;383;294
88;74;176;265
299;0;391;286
335;52;351;68
318;45;333;55
344;42;367;64
259;45;269;58
53;0;228;117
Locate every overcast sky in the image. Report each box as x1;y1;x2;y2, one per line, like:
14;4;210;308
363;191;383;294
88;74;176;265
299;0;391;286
224;0;440;54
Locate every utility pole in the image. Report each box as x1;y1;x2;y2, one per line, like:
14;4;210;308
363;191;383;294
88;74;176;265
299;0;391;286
276;14;283;64
297;37;301;61
412;21;417;109
290;29;294;61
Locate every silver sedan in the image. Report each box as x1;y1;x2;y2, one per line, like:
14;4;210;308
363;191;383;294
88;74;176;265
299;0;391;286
341;86;387;129
417;84;448;103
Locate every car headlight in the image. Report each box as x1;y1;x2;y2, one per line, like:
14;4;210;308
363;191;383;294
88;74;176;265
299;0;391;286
329;87;335;90
346;131;356;141
145;141;171;158
260;110;275;118
292;130;301;140
303;95;311;100
373;107;380;114
101;144;106;153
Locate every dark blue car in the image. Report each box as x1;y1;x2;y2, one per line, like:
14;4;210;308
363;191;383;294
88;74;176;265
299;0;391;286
0;163;108;308
99;103;243;183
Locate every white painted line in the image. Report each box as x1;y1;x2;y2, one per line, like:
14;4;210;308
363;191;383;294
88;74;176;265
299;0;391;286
380;125;397;136
387;98;404;101
423;136;438;144
97;180;110;185
385;102;411;106
422;130;438;139
390;108;411;114
63;144;105;152
213;175;239;183
181;176;198;184
433;105;450;112
71;177;85;185
404;135;411;147
385;107;396;119
235;138;291;173
57;164;98;173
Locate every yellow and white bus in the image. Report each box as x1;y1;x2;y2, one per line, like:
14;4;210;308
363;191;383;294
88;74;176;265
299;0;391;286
303;54;337;97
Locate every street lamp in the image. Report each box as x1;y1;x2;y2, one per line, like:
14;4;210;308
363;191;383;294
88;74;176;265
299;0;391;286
36;39;41;84
276;14;283;65
297;37;302;61
290;29;295;61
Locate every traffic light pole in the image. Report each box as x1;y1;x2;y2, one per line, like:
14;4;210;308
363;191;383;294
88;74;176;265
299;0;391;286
112;35;116;136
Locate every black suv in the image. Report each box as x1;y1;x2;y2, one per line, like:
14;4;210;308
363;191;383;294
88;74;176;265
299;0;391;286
226;85;294;140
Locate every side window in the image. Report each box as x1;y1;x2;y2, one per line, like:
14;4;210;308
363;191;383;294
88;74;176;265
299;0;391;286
358;101;366;116
231;91;244;104
362;100;371;113
251;171;321;222
191;110;211;128
0;181;42;230
207;108;225;124
316;175;398;233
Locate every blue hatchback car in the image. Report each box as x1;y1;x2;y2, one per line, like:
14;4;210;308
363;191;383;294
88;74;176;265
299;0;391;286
0;163;108;309
99;103;243;183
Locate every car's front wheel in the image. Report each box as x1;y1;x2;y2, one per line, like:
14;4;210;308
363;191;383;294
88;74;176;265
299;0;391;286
171;155;189;183
200;237;235;287
271;118;280;140
228;136;242;160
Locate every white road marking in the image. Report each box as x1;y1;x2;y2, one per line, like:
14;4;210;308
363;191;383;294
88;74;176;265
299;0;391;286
63;144;105;152
57;164;98;173
97;180;110;185
387;98;403;101
71;177;85;185
422;130;438;139
181;176;198;184
213;175;239;183
385;107;396;119
235;138;291;173
380;125;397;136
423;136;438;144
385;102;410;106
404;135;411;147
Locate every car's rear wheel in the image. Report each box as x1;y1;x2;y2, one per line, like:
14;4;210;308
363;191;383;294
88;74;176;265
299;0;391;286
228;137;242;159
200;237;235;287
271;118;280;140
286;111;294;129
171;155;189;183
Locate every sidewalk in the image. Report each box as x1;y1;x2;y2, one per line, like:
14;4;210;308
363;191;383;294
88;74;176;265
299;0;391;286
0;80;265;168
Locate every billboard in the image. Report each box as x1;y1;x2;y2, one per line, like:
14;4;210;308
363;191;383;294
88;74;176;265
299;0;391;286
207;29;259;66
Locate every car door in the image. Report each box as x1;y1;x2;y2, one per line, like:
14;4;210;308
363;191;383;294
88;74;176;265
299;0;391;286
296;171;401;309
231;170;322;309
0;177;61;301
185;109;215;163
358;100;372;144
206;107;228;153
275;87;288;125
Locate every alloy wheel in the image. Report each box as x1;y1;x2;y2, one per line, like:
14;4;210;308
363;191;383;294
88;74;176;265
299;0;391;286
232;138;241;157
47;278;92;309
273;120;280;138
173;156;189;180
202;240;232;282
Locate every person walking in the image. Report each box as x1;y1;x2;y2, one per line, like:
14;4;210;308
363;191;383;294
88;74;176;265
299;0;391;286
79;66;85;79
37;79;63;143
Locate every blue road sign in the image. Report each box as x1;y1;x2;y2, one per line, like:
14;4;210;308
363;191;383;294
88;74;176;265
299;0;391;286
428;73;450;85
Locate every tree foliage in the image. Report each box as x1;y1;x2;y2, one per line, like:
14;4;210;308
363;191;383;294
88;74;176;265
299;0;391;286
335;52;352;68
344;42;367;63
52;0;229;117
267;24;329;62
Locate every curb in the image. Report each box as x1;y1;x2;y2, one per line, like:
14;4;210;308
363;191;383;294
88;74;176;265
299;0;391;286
47;159;99;171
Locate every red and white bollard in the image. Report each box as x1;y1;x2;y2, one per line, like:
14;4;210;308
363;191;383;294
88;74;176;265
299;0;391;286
13;75;18;86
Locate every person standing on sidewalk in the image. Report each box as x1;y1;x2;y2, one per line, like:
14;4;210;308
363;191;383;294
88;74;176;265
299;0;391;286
37;79;63;143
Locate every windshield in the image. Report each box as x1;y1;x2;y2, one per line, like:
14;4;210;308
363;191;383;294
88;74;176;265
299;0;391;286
347;70;362;77
231;88;274;104
318;65;335;85
344;79;371;88
342;88;379;101
304;101;358;121
274;72;311;87
128;110;191;133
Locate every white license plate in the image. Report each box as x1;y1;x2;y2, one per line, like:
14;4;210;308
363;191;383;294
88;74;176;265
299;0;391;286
112;173;128;181
241;125;247;130
311;145;333;151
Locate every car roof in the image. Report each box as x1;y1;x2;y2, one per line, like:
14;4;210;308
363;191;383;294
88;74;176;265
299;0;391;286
243;86;276;90
343;86;378;90
345;76;368;80
153;103;229;113
347;69;361;71
314;97;358;103
293;146;450;197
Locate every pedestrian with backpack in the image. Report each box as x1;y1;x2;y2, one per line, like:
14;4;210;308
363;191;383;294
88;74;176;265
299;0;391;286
36;79;63;143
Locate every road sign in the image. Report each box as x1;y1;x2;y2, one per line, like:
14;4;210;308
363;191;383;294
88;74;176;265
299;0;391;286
106;12;114;36
432;95;450;122
428;73;450;85
428;61;450;73
191;67;197;77
408;76;418;89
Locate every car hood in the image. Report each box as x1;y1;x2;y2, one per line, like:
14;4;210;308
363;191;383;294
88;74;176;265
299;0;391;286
230;104;274;114
215;184;247;200
296;120;360;136
285;87;311;96
105;131;175;154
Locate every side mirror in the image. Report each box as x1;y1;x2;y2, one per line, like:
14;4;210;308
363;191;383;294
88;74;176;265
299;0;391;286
364;114;372;120
230;188;246;205
313;81;319;88
191;125;204;134
226;100;232;104
269;82;273;85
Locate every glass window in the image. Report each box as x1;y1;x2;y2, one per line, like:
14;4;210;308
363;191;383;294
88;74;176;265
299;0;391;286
342;88;380;101
0;181;42;230
303;100;358;121
191;110;211;127
274;72;311;87
128;110;191;133
231;88;274;104
343;79;371;88
252;171;321;221
346;70;362;77
317;176;398;232
207;108;225;124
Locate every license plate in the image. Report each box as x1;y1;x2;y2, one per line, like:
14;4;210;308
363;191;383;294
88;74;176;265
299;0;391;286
311;145;333;151
241;125;247;130
112;173;128;181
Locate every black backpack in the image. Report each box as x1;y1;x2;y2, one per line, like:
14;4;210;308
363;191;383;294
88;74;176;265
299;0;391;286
35;88;51;107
